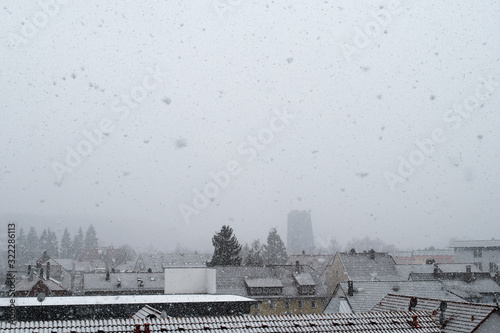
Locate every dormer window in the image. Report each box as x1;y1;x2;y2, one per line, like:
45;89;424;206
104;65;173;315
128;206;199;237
117;278;122;288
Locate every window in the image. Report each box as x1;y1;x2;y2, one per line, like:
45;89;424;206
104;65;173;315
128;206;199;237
269;300;275;309
298;300;303;309
473;248;482;258
311;300;316;308
489;262;498;273
253;303;259;311
474;262;483;270
285;300;290;309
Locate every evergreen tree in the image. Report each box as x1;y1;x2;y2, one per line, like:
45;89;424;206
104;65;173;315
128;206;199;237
72;227;84;259
60;228;72;258
47;228;59;258
207;225;242;266
17;227;27;265
39;229;48;253
25;227;39;262
263;228;288;265
84;224;99;250
244;239;264;266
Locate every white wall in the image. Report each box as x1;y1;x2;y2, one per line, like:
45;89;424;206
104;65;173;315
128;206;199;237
164;268;216;294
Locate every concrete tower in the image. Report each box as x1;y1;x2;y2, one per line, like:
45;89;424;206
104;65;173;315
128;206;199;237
287;210;314;255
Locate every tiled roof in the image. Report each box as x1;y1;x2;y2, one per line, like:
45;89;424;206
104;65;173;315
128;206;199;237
286;254;335;276
372;294;500;333
450;239;500;248
325;280;465;313
0;311;441;332
15;277;66;292
293;273;316;286
339;252;406;282
244;278;283;288
84;272;165;292
440;278;500;299
215;265;327;298
136;253;211;272
396;263;483;280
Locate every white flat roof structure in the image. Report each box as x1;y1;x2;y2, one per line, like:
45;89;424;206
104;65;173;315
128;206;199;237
0;294;255;307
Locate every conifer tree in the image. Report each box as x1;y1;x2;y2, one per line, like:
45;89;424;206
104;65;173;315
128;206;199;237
263;228;288;265
60;228;72;258
84;224;98;250
207;225;242;266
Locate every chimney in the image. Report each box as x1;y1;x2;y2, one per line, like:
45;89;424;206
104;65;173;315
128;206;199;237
46;262;50;281
411;315;419;328
347;280;354;296
302;250;305;255
369;249;375;260
144;323;150;333
134;324;140;333
408;297;418;311
28;265;33;282
295;261;300;274
465;265;472;282
439;301;447;326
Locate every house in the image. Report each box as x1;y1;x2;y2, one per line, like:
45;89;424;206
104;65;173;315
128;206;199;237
372;294;500;333
329;250;406;292
390;249;455;265
215;264;328;315
83;271;165;295
286;254;336;297
13;262;69;297
450;239;500;274
0;311;441;332
134;252;211;272
398;263;500;304
14;276;69;297
325;280;465;313
397;263;485;281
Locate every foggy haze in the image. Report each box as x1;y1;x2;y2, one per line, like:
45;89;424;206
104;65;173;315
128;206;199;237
1;1;499;252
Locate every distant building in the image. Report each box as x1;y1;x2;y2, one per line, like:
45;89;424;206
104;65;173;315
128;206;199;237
287;210;314;255
390;249;455;265
83;271;165;295
134;252;211;272
450;239;500;274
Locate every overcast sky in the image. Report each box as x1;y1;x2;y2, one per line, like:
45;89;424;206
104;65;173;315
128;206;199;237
1;0;499;252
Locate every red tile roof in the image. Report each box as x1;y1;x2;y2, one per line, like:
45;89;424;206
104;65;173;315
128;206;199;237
1;311;441;332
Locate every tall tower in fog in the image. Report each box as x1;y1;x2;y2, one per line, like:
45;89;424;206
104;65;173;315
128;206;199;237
287;210;314;255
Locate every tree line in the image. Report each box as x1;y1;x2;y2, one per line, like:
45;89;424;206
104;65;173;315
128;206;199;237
207;225;288;266
15;225;99;264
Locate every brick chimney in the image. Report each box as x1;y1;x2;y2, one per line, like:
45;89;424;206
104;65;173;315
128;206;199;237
46;262;50;281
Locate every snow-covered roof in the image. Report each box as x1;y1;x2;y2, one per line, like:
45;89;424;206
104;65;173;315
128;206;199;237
0;311;441;332
0;294;254;307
